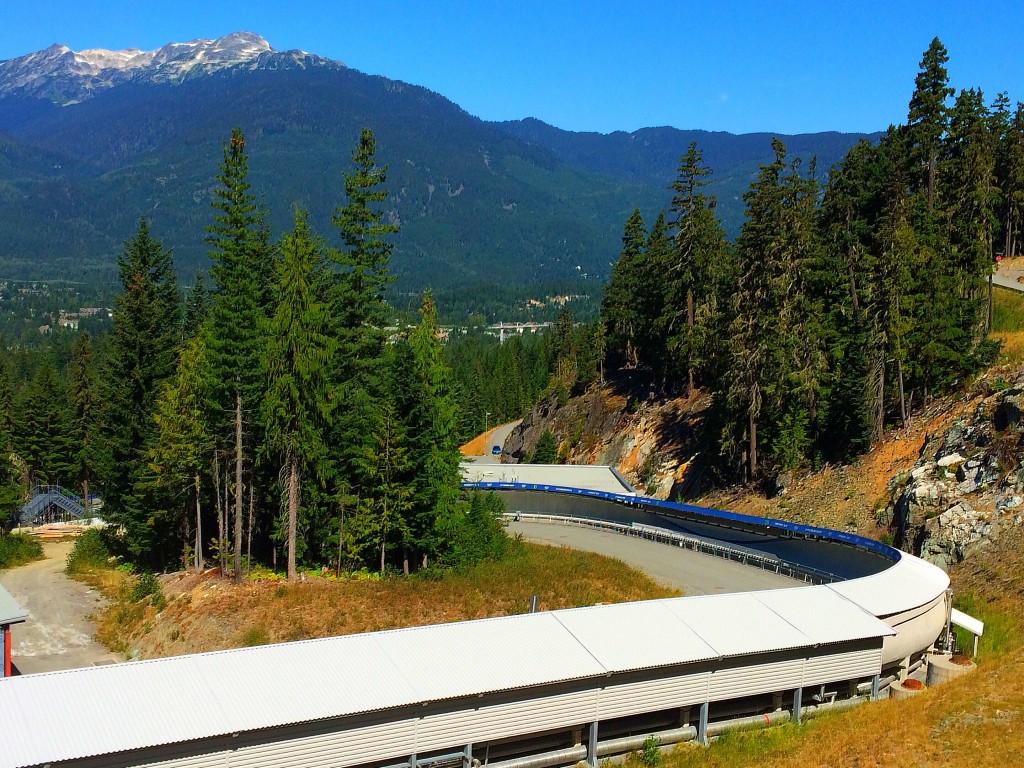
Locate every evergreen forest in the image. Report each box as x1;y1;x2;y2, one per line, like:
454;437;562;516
1;38;1020;574
0;127;518;579
601;39;1023;482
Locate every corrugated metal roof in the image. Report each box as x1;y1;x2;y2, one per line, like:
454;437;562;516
666;593;810;657
553;599;719;671
829;552;949;617
461;463;636;495
0;584;28;625
754;586;897;645
0;585;897;768
373;611;606;701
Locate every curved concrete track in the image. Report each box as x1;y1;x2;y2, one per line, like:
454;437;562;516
509;520;798;594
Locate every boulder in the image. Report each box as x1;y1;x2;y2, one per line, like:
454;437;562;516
912;462;936;481
994;392;1024;431
937;452;965;468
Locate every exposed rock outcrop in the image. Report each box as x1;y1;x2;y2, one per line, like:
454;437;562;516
887;379;1024;570
504;378;711;499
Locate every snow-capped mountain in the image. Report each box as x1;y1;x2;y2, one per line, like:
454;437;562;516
0;31;341;103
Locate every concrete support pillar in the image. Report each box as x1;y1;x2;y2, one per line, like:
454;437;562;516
871;674;880;701
409;753;416;768
678;706;691;728
772;691;784;711
587;721;599;768
571;726;583;747
463;743;473;768
2;624;9;678
792;688;803;724
698;702;709;746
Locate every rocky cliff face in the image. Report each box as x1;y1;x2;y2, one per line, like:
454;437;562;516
504;378;711;499
886;378;1024;570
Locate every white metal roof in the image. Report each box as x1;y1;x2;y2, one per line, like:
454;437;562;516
461;462;636;495
553;599;719;671
756;586;898;646
0;584;28;626
665;593;810;656
0;586;895;768
829;552;950;617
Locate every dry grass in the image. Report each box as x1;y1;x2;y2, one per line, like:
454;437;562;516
94;542;678;659
649;529;1024;768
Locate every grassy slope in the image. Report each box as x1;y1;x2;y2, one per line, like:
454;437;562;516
0;533;43;570
650;528;1024;768
81;542;678;659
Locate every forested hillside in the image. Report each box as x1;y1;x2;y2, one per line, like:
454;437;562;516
0;39;871;314
594;38;1024;483
1;126;511;581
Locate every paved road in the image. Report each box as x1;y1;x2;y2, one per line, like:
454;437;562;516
469;420;522;465
508;520;799;595
0;539;118;675
992;270;1024;293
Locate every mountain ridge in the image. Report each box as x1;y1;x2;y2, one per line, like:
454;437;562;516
0;33;875;314
0;32;340;103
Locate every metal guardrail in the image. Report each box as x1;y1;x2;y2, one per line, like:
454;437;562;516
505;512;840;584
465;481;902;563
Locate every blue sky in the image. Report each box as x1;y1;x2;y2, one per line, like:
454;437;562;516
2;1;1021;135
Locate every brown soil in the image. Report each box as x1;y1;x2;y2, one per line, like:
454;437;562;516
698;387;985;534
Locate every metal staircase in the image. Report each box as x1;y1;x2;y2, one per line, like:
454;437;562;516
18;485;91;526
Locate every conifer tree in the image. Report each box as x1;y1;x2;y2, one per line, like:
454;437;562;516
944;88;998;344
0;364;24;518
262;210;336;580
182;273;209;339
96;219;180;560
602;209;648;368
206;128;272;581
328;128;399;497
150;335;213;569
666;142;731;396
907;38;953;208
351;402;412;573
403;293;462;570
532;429;559;465
68;332;97;512
1004;103;1024;258
725;140;822;477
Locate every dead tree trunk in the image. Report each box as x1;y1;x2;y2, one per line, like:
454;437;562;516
213;452;224;577
686;289;695;398
194;473;203;571
287;451;299;581
234;389;243;582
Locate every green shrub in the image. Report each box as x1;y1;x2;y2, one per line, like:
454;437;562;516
639;735;662;767
130;571;166;611
242;625;270;646
65;528;112;575
0;532;43;570
440;492;511;570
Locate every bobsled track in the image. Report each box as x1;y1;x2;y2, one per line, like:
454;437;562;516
0;471;959;768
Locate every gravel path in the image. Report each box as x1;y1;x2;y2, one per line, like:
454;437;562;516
0;539;118;675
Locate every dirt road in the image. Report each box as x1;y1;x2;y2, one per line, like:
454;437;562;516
0;539;118;675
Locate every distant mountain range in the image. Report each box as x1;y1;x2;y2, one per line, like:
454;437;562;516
0;32;877;310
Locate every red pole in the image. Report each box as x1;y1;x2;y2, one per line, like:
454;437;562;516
2;624;10;677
